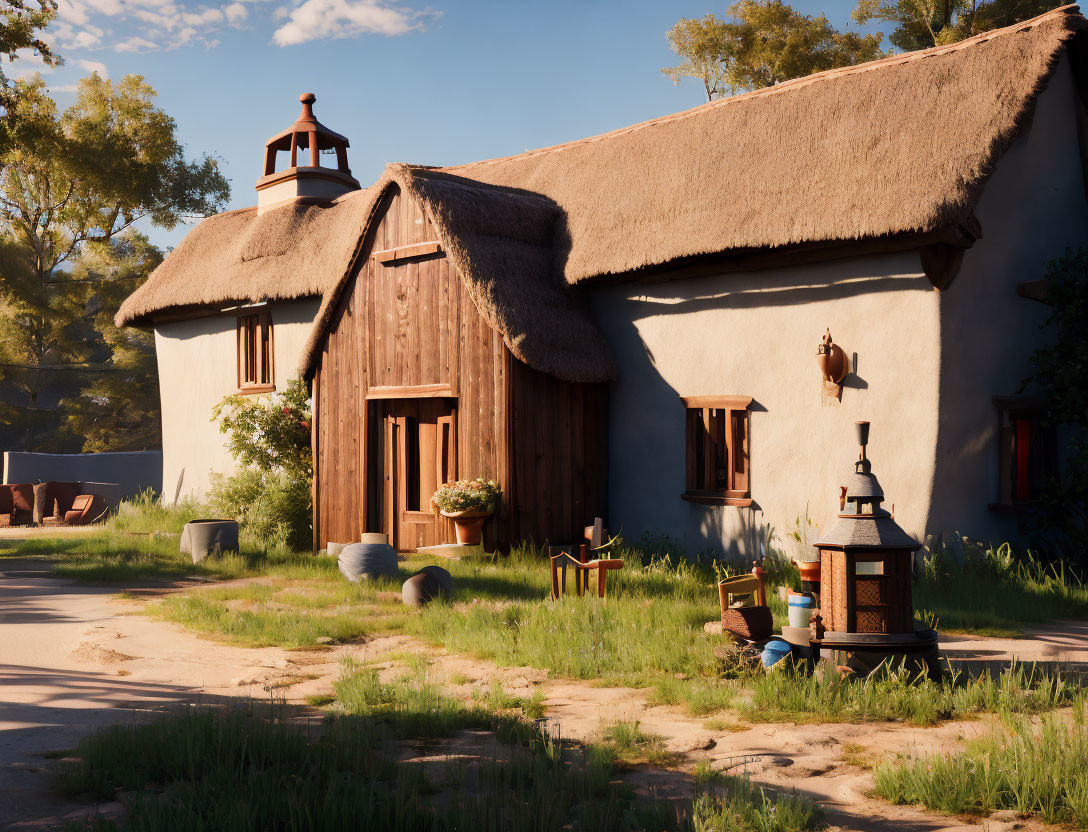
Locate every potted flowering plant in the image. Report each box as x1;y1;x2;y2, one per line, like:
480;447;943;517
431;477;501;545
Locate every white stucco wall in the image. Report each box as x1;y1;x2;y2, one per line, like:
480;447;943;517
154;298;320;501
588;253;940;562
928;54;1088;543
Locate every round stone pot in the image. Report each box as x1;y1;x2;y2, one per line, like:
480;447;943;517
441;510;490;545
401;565;453;607
338;541;398;583
181;519;239;565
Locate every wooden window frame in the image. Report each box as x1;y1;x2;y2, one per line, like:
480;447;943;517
990;395;1058;512
237;309;275;394
680;395;753;507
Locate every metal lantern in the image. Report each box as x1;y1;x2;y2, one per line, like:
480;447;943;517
813;422;923;644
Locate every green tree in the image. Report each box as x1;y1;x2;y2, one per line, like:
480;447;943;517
62;233;163;451
1;1;58;153
0;72;229;450
663;1;886;101
853;0;1065;50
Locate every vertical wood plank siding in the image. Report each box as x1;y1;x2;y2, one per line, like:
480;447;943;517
314;183;608;550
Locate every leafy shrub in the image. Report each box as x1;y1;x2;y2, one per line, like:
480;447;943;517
211;376;312;551
431;477;501;513
212;376;312;481
208;468;311;552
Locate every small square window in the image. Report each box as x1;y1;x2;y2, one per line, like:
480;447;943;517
680;396;752;507
237;310;274;393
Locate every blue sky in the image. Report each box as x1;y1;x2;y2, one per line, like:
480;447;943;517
20;0;886;250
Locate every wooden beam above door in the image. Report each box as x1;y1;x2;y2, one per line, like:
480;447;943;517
366;383;455;400
372;240;443;265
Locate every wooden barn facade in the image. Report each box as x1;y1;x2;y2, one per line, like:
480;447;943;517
309;183;609;551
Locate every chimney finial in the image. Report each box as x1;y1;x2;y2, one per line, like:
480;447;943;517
298;93;317;122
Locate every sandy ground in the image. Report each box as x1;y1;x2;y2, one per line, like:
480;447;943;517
2;559;1084;831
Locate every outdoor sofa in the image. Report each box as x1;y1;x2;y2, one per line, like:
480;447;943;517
0;481;108;527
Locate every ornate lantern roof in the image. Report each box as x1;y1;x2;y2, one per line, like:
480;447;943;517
816;421;919;550
262;93;353;176
255;93;360;213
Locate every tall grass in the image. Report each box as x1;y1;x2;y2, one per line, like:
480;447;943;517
409;542;788;688
874;696;1088;827
745;662;1077;726
916;540;1088;636
108;489;206;535
692;765;823;832
56;664;820;832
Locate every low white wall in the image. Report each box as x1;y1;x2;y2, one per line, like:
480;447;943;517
588;252;940;562
154;298;320;501
3;451;162;499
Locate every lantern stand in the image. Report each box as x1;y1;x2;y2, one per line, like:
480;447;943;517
808;421;941;680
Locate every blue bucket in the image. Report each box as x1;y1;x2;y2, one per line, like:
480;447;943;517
761;637;793;669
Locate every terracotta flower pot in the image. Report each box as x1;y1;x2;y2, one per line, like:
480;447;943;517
794;558;821;584
441;509;490;545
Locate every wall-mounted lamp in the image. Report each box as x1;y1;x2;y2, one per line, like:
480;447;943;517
816;329;851;402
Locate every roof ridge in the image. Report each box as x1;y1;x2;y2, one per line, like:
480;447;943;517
444;3;1082;173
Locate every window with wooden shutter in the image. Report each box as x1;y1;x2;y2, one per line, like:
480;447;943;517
681;395;753;507
237;310;274;393
992;396;1058;510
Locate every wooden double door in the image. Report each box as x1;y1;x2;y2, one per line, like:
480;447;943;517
369;397;457;552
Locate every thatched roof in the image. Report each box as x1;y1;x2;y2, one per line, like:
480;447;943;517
115;186;385;324
119;5;1088;384
439;4;1086;284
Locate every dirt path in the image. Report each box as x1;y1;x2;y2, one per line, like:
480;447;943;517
0;562;1077;831
0;561;338;829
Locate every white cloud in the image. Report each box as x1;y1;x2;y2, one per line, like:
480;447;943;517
57;0;90;25
54;21;106;49
114;35;160;51
76;58;109;76
47;83;81;92
272;0;435;46
182;7;224;25
223;2;247;23
49;0;431;55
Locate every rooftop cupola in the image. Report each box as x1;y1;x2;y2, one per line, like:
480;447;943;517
255;93;361;214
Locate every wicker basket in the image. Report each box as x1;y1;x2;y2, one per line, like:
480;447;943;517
721;606;773;642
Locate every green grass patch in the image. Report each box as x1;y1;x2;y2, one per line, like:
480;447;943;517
649;677;735;716
597;720;680;768
55;676;820;832
874;696;1088;827
692;762;823;832
108;490;206;535
744;662;1077;726
916;543;1088;636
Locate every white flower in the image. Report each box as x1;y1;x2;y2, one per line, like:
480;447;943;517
269;392;284;406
